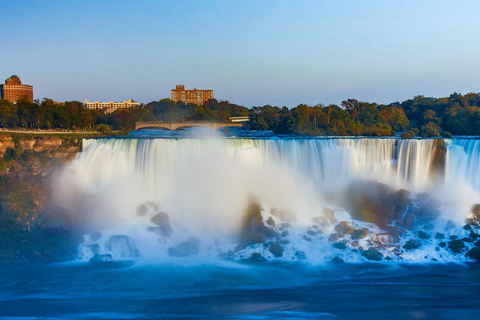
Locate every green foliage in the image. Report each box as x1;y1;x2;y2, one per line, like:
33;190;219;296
4;147;22;161
96;124;112;133
401;128;419;138
420;122;441;137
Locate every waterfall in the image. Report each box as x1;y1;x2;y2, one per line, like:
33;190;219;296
60;137;480;263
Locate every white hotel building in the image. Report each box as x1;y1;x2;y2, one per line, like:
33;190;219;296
84;99;139;113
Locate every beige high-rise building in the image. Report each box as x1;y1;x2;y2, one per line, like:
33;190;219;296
171;85;213;105
84;99;139;113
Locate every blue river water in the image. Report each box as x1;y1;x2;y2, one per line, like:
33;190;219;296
0;261;480;319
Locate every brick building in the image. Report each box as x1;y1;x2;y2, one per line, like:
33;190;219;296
0;75;34;103
171;85;213;105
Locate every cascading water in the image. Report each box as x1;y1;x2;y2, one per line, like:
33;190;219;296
56;136;480;264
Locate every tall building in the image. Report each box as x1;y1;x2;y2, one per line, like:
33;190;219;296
171;85;214;105
84;99;140;113
0;75;34;103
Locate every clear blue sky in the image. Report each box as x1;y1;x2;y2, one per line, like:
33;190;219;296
1;0;479;107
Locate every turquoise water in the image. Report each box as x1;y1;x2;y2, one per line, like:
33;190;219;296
0;262;479;319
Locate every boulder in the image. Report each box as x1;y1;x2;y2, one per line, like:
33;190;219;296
435;233;445;240
250;252;265;261
332;242;347;250
266;217;275;227
445;219;456;230
471;204;480;219
321;207;337;223
137;204;148;216
268;242;284;258
418;231;430;240
402;211;415;231
335;221;355;235
331;256;344;263
89;254;113;263
361;249;383;261
466;247;480;261
150;212;173;237
403;239;421;250
351;228;369;240
168;236;200;257
448;240;465;253
106;235;139;258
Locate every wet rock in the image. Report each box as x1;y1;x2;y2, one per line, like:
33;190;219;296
469;231;478;240
295;251;306;260
475;240;480;247
462;237;474;243
435;233;445;240
250;252;265;261
416;200;441;224
361;249;383;261
238;199;278;249
312;216;329;226
149;212;173;237
335;221;355;235
146;202;159;211
402;211;416;231
328;233;343;242
448;240;465;253
439;242;446;248
281;230;289;237
403;239;421;250
466;247;480;261
418;231;430;240
106;235;139;258
307;229;320;236
424;223;435;230
269;242;284;258
90;231;102;242
90;244;100;254
463;224;472;230
352;228;369;240
471;204;480;219
271;208;296;222
168;236;200;257
445;219;456;230
89;254;113;263
266;217;275;227
450;235;459;240
303;235;311;242
331;256;344;263
332;242;347;250
351;241;359;247
137;204;148;216
321;207;337;224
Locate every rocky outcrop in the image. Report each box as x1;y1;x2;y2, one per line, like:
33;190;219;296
168;236;200;257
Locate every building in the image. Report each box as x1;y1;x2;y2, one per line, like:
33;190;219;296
0;75;34;103
84;99;139;113
171;85;214;105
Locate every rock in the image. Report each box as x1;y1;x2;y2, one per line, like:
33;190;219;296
150;212;173;237
435;233;445;240
351;241;359;246
266;217;275;227
335;221;355;235
250;252;265;261
416;200;441;223
469;231;478;239
462;237;474;243
238;199;278;249
448;240;465;253
466;247;480;261
269;242;284;258
321;207;337;223
361;249;383;261
90;244;100;254
418;231;430;240
445;219;456;230
271;208;296;222
331;256;344;263
450;235;459;240
439;242;446;248
106;235;139;258
146;202;159;211
351;228;369;240
168;236;200;257
90;231;102;242
303;235;311;242
463;224;472;230
328;233;343;242
471;204;480;219
403;239;421;250
312;216;329;226
403;211;415;231
281;230;289;237
295;251;306;260
89;254;113;263
137;204;148;216
307;229;320;236
332;242;347;250
475;240;480;247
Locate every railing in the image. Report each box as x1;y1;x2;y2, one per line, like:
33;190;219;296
136;121;241;124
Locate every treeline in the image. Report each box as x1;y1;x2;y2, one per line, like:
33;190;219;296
1;92;480;136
